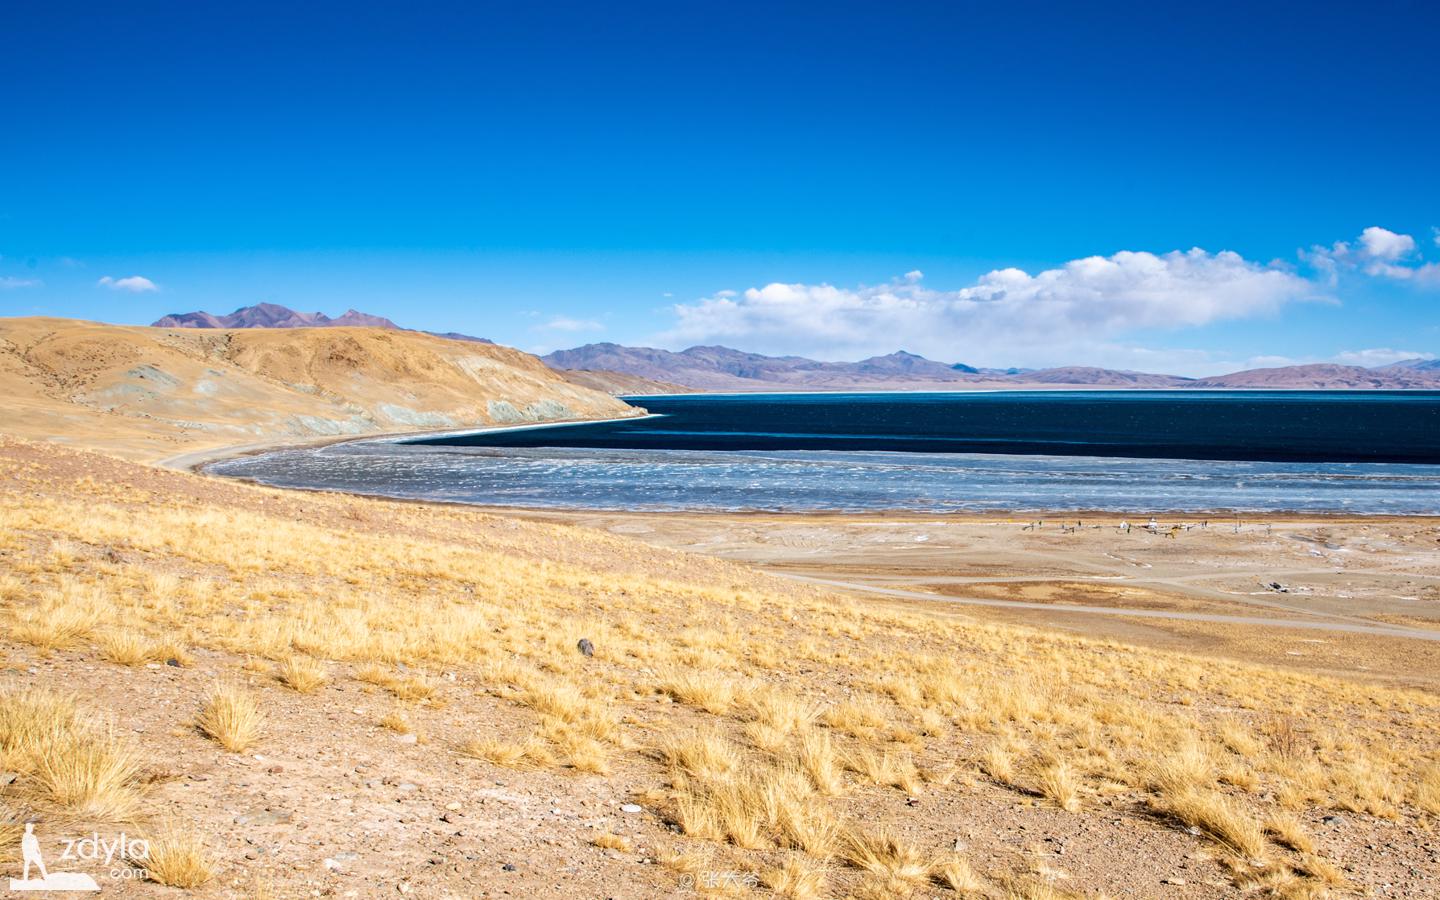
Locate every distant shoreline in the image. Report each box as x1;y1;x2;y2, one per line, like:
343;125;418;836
159;411;657;473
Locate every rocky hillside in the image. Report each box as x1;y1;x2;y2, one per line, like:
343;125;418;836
0;317;639;461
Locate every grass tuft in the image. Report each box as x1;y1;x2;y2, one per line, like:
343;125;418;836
139;826;214;888
196;683;264;753
277;655;328;693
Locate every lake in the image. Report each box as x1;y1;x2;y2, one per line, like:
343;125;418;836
208;391;1440;514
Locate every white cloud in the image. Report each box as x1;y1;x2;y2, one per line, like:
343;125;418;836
0;276;42;289
1303;225;1438;283
1331;348;1431;367
535;315;603;333
1358;226;1415;261
662;248;1316;369
97;275;158;293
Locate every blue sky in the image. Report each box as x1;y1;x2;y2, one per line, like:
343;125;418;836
2;0;1438;374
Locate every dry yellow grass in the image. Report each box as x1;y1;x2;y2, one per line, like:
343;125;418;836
1265;811;1316;853
591;831;633;852
930;854;986;896
1;438;1437;896
97;629;160;666
982;744;1017;786
276;654;328;693
1036;756;1082;812
461;735;555;769
660;670;741;714
380;709;414;734
660;728;741;780
196;683;264;753
1156;786;1267;859
1417;764;1440;815
137;825;215;888
0;687;144;821
842;828;929;882
764;855;829;899
796;728;844;795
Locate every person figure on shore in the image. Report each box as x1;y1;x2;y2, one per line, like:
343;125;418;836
21;822;49;882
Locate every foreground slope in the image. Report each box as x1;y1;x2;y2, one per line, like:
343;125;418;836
0;317;637;461
0;437;1436;898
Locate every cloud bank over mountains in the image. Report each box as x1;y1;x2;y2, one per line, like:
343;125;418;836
660;226;1437;374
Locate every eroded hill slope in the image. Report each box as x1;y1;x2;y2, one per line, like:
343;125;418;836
0;317;638;460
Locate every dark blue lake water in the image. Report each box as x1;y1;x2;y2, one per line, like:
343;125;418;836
412;391;1440;463
209;392;1440;514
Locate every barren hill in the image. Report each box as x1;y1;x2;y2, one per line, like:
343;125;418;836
0;317;639;461
557;368;696;395
542;344;1005;391
544;343;1440;391
1019;366;1193;387
1191;364;1440;390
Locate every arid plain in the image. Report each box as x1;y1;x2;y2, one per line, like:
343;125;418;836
1;322;1438;899
510;510;1440;690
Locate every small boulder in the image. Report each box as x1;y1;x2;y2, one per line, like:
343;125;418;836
576;638;595;657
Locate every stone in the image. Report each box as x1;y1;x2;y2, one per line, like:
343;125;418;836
396;734;418;745
1162;877;1187;885
501;863;517;872
235;808;293;826
576;638;595;657
620;803;643;814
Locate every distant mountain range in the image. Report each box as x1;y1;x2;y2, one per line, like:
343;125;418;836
147;309;1440;391
152;303;493;344
543;343;1440;391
